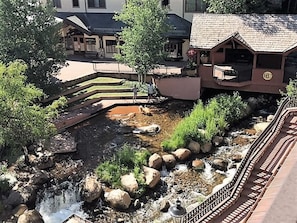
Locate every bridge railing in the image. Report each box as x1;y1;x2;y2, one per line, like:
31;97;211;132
181;97;294;223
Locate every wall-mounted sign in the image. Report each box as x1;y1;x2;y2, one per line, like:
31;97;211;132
263;71;273;81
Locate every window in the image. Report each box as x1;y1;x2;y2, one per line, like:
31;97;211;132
53;0;61;8
88;0;106;8
257;54;282;69
73;0;79;7
185;0;206;12
106;40;117;53
86;38;96;51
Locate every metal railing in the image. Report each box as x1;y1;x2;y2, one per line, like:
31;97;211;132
181;96;296;223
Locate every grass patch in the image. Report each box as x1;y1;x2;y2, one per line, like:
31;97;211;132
162;92;247;151
77;77;125;87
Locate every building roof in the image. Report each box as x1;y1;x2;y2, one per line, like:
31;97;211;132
190;13;297;53
56;12;191;38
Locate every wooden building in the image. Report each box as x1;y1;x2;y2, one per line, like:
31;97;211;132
190;13;297;94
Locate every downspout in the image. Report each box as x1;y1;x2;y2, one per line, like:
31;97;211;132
84;0;87;13
182;0;185;19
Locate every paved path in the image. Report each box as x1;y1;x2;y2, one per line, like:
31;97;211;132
57;56;185;82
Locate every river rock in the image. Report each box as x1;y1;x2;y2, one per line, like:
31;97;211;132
201;142;212;153
212;158;228;171
31;170;51;185
192;159;205;171
231;153;243;162
133;124;161;135
48;131;77;154
143;166;160;188
13;204;28;217
139;105;152;116
172;148;191;161
267;114;274;122
162;154;176;169
160;199;170;212
105;189;131;209
121;173;139;194
17;209;44;223
212;136;224;147
253;122;270;134
187;140;200;154
82;175;102;203
148;153;162;170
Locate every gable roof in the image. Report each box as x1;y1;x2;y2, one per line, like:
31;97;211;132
190;13;297;53
56;12;191;38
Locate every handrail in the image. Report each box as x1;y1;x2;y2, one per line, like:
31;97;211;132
181;96;295;223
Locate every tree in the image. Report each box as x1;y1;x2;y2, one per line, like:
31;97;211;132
204;0;269;13
114;0;169;83
0;0;66;95
0;61;66;157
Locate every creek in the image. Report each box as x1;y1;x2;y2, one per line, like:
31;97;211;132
34;98;271;223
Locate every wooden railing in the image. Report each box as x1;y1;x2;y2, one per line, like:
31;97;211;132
181;97;296;223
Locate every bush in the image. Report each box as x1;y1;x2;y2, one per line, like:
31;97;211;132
96;144;150;192
162;92;247;151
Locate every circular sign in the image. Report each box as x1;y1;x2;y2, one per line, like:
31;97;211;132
263;71;273;81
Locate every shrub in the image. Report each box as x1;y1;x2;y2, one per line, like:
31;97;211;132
95;144;151;192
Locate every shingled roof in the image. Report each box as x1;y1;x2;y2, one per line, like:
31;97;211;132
56;12;191;38
190;13;297;53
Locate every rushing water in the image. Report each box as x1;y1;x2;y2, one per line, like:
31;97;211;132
35;181;88;223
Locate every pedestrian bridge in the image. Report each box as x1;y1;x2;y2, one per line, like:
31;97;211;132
182;96;297;223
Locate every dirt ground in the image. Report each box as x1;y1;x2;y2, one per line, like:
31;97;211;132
69;100;194;171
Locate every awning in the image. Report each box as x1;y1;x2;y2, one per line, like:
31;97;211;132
65;15;91;35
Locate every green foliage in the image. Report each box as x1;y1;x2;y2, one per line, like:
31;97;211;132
96;144;150;192
0;0;66;94
204;0;269;13
280;78;297;98
0;61;66;155
96;159;128;188
114;0;169;83
162;92;247;151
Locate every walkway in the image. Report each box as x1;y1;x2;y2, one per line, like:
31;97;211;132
57;56;185;82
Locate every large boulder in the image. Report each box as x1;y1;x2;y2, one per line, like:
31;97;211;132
162;154;176;169
121;173;139;194
82;175;102;203
105;189;131;209
148;153;162;170
17;210;44;223
143;166;161;188
172;148;191;161
187;140;201;154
